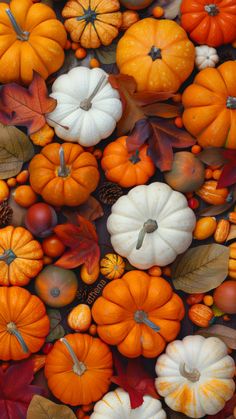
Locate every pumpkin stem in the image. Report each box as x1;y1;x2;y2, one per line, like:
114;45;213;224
134;310;160;332
46;117;69;131
226;96;236;110
0;249;16;265
136;219;158;250
179;363;200;382
7;322;29;353
58;146;70;177
129;150;141;164
80;75;107;111
5;9;29;41
50;287;60;297
60;338;87;376
76;7;97;23
204;4;219;16
149;46;162;61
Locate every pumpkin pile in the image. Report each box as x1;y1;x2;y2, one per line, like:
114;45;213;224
0;0;236;418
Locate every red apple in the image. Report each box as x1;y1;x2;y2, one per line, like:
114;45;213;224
24;203;58;238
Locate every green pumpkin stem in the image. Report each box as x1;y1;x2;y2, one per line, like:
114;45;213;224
7;322;29;353
204;4;219;16
80;75;107;111
5;9;29;41
0;249;16;265
134;310;160;332
179;363;200;382
60;338;86;376
136;219;158;250
58;147;70;177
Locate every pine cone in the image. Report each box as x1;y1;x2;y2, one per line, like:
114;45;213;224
0;201;13;227
98;182;123;205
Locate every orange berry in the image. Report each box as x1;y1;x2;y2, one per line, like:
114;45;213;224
7;178;17;188
75;47;87;60
174;116;183;128
82;404;94;412
13;185;38;208
203;295;214;306
173;93;182;103
90;58;100;68
89;324;97;336
148;266;162;276
65;39;72;50
162;266;171;277
191;144;202;154
93;149;103;160
205;168;213;180
213;169;222;180
43;255;53;265
223;314;230;321
0;180;9;203
16;170;29;184
152;5;164;18
71;42;80;50
42;234;66;258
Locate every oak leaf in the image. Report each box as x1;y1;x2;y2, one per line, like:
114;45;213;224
27;395;76;419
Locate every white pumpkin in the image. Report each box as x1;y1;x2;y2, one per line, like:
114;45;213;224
155;335;235;419
107;182;196;269
91;388;166;419
46;67;122;146
195;45;219;70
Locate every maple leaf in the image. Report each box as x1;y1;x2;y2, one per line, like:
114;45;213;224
111;353;159;409
0;72;56;135
218;149;236;188
54;215;100;273
0;359;45;419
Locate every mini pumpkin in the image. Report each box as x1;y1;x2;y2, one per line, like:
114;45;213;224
107;182;196;269
155;335;235;418
45;333;113;406
195;46;219;70
0;286;50;361
62;0;122;49
101;137;155;188
182;61;236;148
29;142;100;207
47;67;122;146
92;270;185;358
67;304;92;332
0;225;43;286
196;181;229;205
0;0;67;84
116;18;195;92
100;253;125;280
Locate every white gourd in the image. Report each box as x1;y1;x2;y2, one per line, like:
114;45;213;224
155;335;235;418
107;182;196;269
46;67;122;146
91;388;166;419
195;45;219;70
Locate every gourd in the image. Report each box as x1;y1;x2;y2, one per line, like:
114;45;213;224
116;18;195;92
193;217;217;240
92;270;185;358
195;46;219;70
0;225;43;286
45;333;113;406
101;137;155;188
188;304;213;327
155;335;235;418
29;142;100;207
91;388;167;419
35;265;78;308
0;0;67;84
0;286;50;361
196;181;229;205
181;0;236;48
182;61;236;148
107;182;196;269
67;304;92;332
214;219;230;243
100;253;125;280
62;0;122;49
46;67;122;146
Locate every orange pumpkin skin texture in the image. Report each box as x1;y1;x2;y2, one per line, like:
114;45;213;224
101;137;155;188
0;225;43;286
182;61;236;149
92;271;185;358
0;286;50;361
45;333;113;406
29;142;100;207
181;0;236;47
62;0;122;49
0;0;67;85
116;18;195;92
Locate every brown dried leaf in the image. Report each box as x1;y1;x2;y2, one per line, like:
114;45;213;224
63;196;104;223
196;325;236;349
197;148;226;167
27;395;76;419
227;225;236;242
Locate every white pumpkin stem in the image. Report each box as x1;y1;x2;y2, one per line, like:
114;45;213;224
136;219;158;250
60;338;87;376
134;310;160;332
80;75;107;111
179;363;200;383
5;9;29;41
226;96;236;110
7;322;29;353
46;117;69;131
58;146;70;177
204;4;219;16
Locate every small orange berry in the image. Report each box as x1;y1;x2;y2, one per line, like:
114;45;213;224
173;93;182;103
203;295;214;306
0;180;9;203
90;58;100;68
82;403;94;412
93;149;103;160
65;39;72;50
205;168;213;180
43;255;53;265
75;47;87;60
152;5;164;18
213;169;222;180
71;42;80;50
191;144;202;154
89;324;97;336
7;178;17;188
162;266;171;277
148;266;162;276
223;315;231;321
13;185;38;208
16;170;29;184
42;234;66;258
174;116;183;128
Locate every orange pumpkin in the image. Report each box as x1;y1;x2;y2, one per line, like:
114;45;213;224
45;333;113;405
0;225;43;286
62;0;122;49
188;304;213;328
0;0;67;85
101;137;155;188
196;180;229;205
92;271;185;358
67;304;92;332
0;286;50;360
29;142;100;207
182;61;236;148
116;18;195;92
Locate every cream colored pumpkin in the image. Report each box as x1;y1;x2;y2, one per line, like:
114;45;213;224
195;46;219;70
91;388;166;419
107;182;196;269
46;67;122;147
155;335;235;418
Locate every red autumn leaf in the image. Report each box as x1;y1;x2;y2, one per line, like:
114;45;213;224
111;353;159;409
207;393;236;419
0;72;57;135
0;359;45;419
62;196;104;223
54;215;100;273
126;119;151;153
218;150;236;188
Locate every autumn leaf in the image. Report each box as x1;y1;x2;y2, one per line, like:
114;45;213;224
196;325;236;349
126;119;151;153
218;149;236;188
62;196;104;223
206;394;236;419
0;72;57;135
27;395;76;419
46;309;65;342
54;215;100;273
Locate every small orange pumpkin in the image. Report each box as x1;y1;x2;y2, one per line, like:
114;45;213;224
67;304;92;332
188;304;214;328
196;180;229;205
29;142;100;207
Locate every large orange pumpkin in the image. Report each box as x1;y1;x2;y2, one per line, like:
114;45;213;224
29;142;100;207
0;286;50;360
0;225;43;286
182;61;236;148
92;271;185;358
0;0;67;84
116;18;195;92
45;333;113;406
